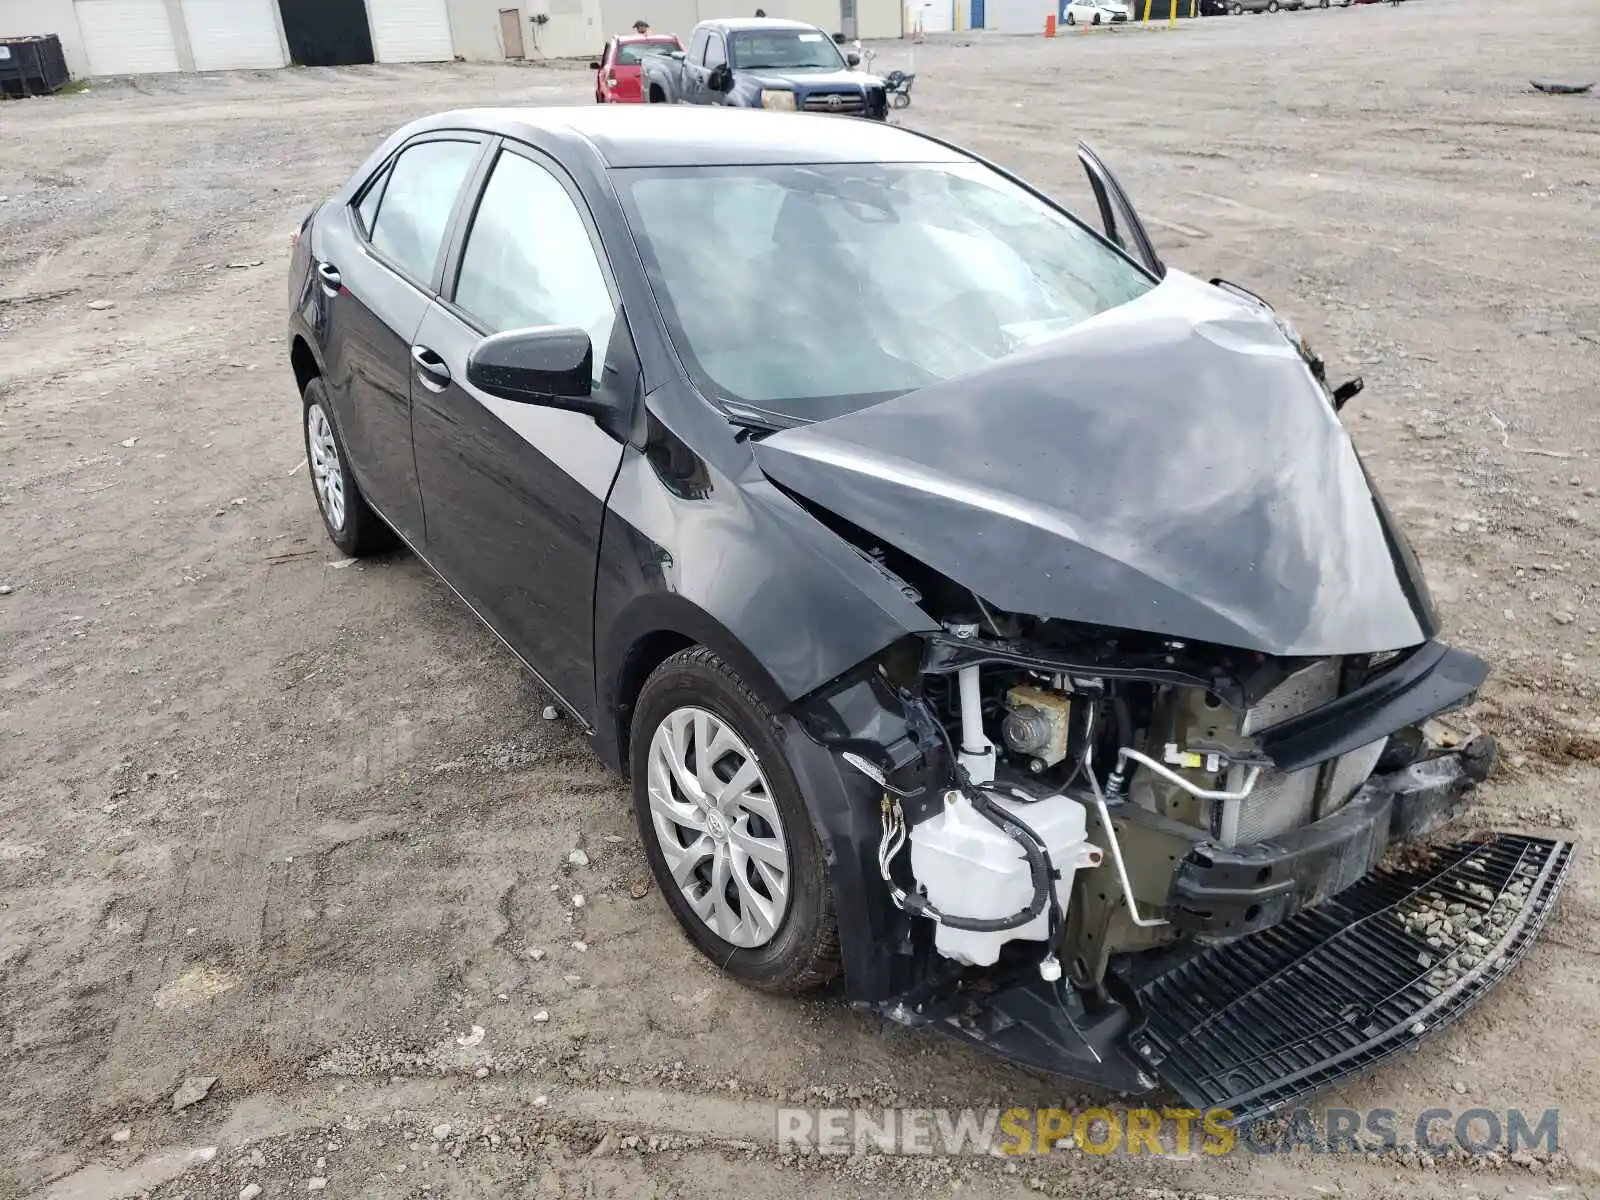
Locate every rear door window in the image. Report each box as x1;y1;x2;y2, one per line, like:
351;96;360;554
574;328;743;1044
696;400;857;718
362;139;482;287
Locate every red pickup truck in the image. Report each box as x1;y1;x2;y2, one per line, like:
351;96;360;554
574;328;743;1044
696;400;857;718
592;34;686;103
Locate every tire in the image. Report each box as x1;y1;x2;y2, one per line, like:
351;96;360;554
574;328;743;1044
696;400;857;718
1267;1;1279;10
629;647;840;994
302;377;393;558
1092;10;1101;21
1230;2;1242;11
1065;11;1075;22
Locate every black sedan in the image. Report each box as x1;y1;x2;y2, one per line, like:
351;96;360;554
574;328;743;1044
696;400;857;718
287;106;1548;1109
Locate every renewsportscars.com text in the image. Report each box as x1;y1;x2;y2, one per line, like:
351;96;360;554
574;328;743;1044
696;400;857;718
775;1106;1559;1157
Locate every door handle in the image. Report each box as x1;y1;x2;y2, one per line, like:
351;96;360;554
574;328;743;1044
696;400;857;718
316;262;342;293
411;345;452;392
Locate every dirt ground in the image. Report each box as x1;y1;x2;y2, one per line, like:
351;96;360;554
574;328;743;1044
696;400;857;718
3;0;1600;1196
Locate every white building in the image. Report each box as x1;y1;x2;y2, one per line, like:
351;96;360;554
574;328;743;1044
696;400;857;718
0;0;905;79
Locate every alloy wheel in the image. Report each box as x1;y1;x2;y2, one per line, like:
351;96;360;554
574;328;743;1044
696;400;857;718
306;401;346;532
645;706;791;948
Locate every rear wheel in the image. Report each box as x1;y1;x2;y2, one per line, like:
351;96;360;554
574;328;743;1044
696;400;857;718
1092;10;1101;21
1230;2;1242;11
302;377;393;558
629;647;840;994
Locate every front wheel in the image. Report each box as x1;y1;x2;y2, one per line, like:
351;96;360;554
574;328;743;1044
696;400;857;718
629;647;840;994
890;90;911;109
1267;1;1279;10
1230;2;1242;11
1092;10;1101;21
1065;10;1075;22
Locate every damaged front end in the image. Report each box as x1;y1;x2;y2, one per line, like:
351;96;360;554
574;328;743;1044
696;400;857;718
754;271;1571;1121
791;612;1570;1122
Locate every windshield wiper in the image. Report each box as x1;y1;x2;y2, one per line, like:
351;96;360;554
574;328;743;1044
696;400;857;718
726;408;786;439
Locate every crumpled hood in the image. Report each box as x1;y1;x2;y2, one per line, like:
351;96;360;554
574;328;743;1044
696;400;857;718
753;270;1437;657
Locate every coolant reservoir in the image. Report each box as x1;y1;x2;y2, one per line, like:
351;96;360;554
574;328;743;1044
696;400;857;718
909;789;1100;967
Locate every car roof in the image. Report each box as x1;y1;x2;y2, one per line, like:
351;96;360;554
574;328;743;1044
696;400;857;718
614;32;679;41
422;106;972;169
705;17;827;31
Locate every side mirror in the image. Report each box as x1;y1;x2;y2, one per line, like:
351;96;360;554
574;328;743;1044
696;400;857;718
708;64;732;91
589;60;601;69
1332;377;1365;412
846;51;861;66
467;327;599;414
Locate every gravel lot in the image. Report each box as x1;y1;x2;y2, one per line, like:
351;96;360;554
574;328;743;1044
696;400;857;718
4;0;1600;1196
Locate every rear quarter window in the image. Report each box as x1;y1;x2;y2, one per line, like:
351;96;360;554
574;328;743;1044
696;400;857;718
616;41;676;64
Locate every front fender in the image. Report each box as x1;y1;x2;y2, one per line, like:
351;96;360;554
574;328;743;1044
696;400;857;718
591;388;937;769
728;78;765;107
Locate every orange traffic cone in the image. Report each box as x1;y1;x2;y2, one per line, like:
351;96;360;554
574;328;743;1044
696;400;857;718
1045;12;1056;34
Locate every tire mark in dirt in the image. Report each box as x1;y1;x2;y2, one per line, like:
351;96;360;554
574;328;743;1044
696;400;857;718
36;1069;1577;1200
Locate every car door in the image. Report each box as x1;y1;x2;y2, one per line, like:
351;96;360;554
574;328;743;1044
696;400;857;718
594;39;613;101
316;134;486;544
409;141;636;718
698;31;727;103
1076;141;1165;279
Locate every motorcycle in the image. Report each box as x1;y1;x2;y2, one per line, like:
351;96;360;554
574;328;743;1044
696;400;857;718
855;44;916;110
883;68;916;109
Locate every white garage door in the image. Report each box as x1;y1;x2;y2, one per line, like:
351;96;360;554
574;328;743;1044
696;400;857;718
181;0;287;70
367;0;455;63
908;0;954;31
983;0;1051;30
74;0;181;75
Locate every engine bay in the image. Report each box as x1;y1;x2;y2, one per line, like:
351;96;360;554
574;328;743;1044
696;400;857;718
806;573;1483;999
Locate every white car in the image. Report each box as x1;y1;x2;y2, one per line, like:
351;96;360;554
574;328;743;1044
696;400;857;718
1063;0;1130;23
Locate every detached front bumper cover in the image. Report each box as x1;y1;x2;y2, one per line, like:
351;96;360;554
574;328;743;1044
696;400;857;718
886;833;1571;1125
1132;832;1573;1124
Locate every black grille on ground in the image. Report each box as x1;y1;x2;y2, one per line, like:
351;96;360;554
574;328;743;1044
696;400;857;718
803;91;864;113
1131;834;1573;1125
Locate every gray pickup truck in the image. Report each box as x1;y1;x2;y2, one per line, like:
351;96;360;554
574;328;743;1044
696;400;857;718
640;17;887;120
